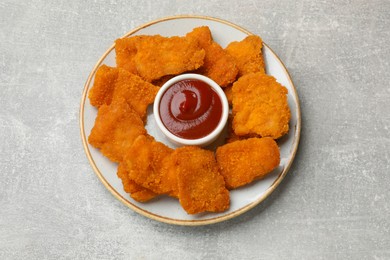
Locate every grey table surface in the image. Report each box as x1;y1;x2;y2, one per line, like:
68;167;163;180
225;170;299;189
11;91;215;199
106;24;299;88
1;0;389;259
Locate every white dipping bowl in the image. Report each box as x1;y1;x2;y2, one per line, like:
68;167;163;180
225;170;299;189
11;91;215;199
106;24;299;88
153;74;229;147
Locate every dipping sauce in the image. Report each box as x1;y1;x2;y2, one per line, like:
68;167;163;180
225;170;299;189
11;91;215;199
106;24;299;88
159;79;223;139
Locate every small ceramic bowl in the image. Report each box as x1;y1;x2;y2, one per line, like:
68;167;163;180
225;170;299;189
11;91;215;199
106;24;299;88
153;74;229;147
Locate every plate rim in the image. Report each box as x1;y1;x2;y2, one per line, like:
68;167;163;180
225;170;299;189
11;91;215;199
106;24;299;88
79;15;302;226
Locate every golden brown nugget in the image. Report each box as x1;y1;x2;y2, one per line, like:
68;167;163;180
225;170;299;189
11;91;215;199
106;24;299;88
88;66;158;119
88;99;146;162
223;85;233;106
216;137;280;189
134;35;205;82
88;65;119;107
232;72;290;139
174;146;229;214
225;114;243;144
111;68;159;120
117;163;157;202
115;37;140;75
117;34;205;82
225;35;265;76
124;135;177;195
187;27;238;87
162;154;180;199
186;26;211;47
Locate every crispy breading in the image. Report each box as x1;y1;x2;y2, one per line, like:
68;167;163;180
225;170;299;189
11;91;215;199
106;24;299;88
225;35;265;76
202;42;238;87
115;37;140;75
88;98;146;162
123;135;177;195
116;34;205;82
186;26;212;46
88;65;119;107
151;75;174;87
223;84;233;106
173;146;230;214
111;68;159;120
88;66;158;120
117;163;157;202
161;152;179;199
225;114;243;143
187;26;238;87
216;137;280;189
232;72;290;139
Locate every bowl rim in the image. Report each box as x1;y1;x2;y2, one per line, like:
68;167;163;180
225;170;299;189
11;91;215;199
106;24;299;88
153;73;229;147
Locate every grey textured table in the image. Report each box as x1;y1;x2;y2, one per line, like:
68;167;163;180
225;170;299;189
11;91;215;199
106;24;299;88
1;1;389;259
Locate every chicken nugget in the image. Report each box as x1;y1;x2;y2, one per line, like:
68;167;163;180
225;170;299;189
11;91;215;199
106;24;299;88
173;146;229;214
115;37;141;75
225;114;243;143
117;163;157;202
186;26;212;46
225;35;265;76
88;65;158;120
187;27;238;87
88;65;119;107
232;72;290;139
112;68;159;120
123;135;177;195
126;34;205;82
216;137;280;189
223;85;233;106
88;98;146;162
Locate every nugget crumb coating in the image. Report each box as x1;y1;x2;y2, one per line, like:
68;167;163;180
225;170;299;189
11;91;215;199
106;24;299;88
232;72;290;139
225;35;265;76
116;34;205;82
225;114;243;143
117;163;157;202
88;65;119;107
216;137;280;189
223;85;233;106
112;69;159;120
115;37;140;75
88;66;158;120
88;99;146;162
187;26;238;87
173;146;230;214
123;135;177;195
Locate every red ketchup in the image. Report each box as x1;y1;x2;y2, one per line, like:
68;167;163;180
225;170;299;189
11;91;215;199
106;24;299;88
159;79;223;139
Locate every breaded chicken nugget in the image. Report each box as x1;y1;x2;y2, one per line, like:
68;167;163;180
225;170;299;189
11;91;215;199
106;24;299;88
225;114;243;143
232;72;290;139
88;98;146;162
216;137;280;189
115;37;140;75
187;27;238;87
135;35;205;82
186;26;212;46
117;34;205;82
88;65;119;107
223;85;233;106
173;146;229;214
112;68;159;120
123;135;177;195
88;66;158;120
225;35;265;76
117;163;157;202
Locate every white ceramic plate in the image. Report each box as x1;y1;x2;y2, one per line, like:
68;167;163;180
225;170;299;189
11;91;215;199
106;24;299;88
79;15;301;225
